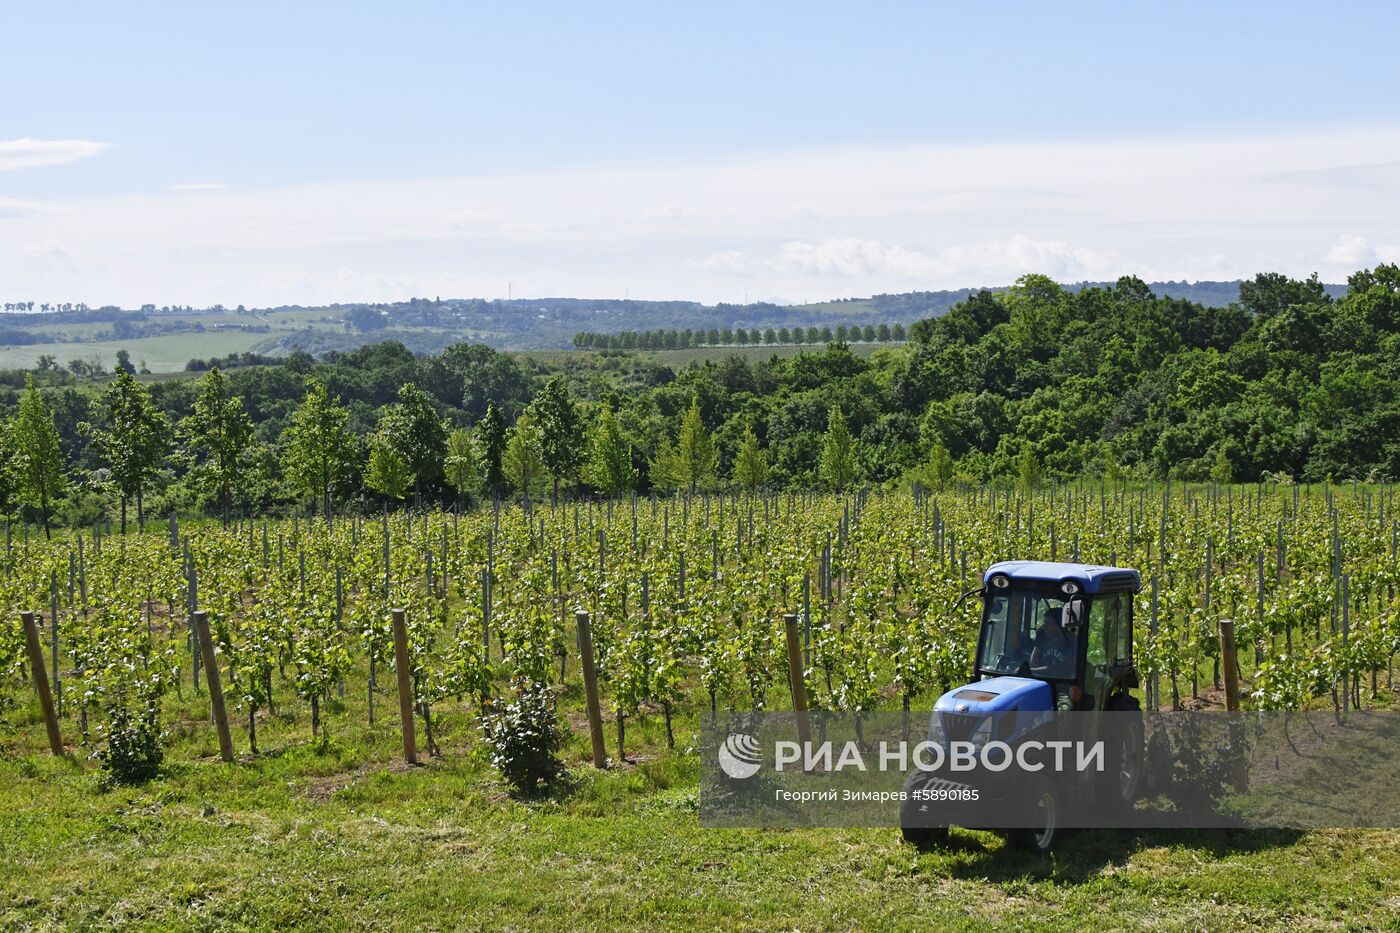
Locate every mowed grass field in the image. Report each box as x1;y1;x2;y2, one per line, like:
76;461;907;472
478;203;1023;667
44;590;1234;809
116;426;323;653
0;331;274;373
3;661;1396;931
0;309;362;372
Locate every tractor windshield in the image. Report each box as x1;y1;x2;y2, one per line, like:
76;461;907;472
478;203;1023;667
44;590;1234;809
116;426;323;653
978;587;1084;681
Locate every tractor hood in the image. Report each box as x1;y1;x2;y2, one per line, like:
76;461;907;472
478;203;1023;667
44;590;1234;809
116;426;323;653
934;676;1052;713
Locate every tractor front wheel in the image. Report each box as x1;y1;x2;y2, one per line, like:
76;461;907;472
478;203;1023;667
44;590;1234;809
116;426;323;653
1012;775;1060;854
899;771;950;849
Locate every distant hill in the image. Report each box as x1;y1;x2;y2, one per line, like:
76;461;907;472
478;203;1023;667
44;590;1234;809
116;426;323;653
0;278;1351;371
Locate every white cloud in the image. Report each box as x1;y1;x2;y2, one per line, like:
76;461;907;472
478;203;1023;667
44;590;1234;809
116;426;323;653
705;235;1128;287
4;126;1400;306
166;182;228;192
1324;234;1377;266
0;138;109;171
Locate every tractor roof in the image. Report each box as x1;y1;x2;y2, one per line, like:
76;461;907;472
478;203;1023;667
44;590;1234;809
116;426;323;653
984;560;1141;594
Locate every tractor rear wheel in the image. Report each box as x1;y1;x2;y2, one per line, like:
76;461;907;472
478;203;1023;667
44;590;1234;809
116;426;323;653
1105;694;1144;812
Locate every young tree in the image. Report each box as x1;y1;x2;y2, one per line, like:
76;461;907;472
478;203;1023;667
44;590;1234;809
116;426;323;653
282;377;354;522
530;376;584;504
1018;445;1042;490
652;398;717;494
479;403;508;498
378;382;448;506
444;427;480;507
919;441;954;491
505;412;545;507
1210;445;1234;485
583;406;636;496
183;368;253;525
12;375;68;538
0;420;19;519
365;434;411;507
88;371;170;532
732;426;769;491
819;405;857;490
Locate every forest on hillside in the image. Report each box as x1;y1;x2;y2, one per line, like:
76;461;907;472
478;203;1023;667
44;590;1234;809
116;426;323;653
0;270;1395;528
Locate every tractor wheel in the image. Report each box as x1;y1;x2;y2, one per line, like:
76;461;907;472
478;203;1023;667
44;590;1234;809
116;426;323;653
1105;694;1144;812
901;823;950;849
1012;775;1060;854
899;771;950;850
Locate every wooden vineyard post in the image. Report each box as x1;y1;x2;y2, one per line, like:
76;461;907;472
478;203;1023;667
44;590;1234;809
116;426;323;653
1218;619;1240;712
783;613;812;749
192;610;235;763
391;608;417;765
1218;619;1248;791
575;610;608;768
20;611;64;756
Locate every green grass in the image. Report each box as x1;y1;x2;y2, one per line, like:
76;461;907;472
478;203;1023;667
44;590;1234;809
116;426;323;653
3;658;1397;931
0;332;275;373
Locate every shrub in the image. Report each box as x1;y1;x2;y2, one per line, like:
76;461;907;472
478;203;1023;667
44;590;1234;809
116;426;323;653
481;677;567;796
99;701;164;787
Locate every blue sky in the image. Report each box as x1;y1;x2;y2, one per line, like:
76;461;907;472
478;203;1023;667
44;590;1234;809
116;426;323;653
3;2;1400;306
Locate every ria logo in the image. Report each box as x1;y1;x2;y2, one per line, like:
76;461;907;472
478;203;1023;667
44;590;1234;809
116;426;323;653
718;732;762;779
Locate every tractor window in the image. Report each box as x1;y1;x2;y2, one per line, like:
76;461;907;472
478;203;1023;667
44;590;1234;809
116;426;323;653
979;590;1077;679
1086;594;1130;668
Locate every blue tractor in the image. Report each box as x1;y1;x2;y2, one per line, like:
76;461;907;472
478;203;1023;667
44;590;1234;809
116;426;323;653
900;560;1145;853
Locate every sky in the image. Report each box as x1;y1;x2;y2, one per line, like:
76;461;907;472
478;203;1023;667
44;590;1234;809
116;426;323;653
3;1;1400;308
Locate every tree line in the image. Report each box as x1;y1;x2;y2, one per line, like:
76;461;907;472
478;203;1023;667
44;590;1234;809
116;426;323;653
0;367;865;532
0;267;1395;529
573;322;906;350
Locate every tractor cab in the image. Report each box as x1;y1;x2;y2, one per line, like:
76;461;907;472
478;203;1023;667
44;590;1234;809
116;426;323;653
942;561;1141;715
906;561;1146;854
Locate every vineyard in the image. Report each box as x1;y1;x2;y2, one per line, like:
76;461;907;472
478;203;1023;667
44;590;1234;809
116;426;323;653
4;482;1398;773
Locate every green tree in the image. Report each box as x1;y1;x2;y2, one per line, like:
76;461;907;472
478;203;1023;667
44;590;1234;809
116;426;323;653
282;377;354;522
1210;445;1234;485
914;441;953;491
584;406;636;496
364;434;411;506
11;376;67;537
652;398;717;494
505;412;546;506
1017;445;1041;490
819;405;857;490
444;427;480;507
378;382;447;506
88;371;170;532
0;420;19;519
530;376;584;503
732;426;769;491
480;403;508;498
184;368;254;525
